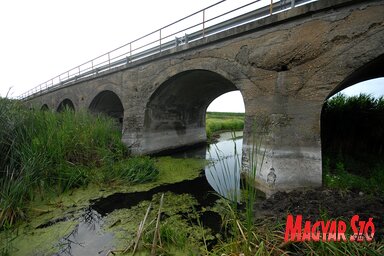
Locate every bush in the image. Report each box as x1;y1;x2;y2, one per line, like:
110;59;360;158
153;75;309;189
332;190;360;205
322;94;384;162
321;94;384;195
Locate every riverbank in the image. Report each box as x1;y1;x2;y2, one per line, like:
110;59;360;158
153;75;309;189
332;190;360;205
2;98;383;255
206;112;244;141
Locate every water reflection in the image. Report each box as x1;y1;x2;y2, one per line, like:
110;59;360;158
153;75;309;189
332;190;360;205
172;131;243;201
56;208;114;256
50;132;242;255
205;132;242;201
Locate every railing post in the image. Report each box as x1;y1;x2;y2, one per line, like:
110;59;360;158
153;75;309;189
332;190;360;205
78;66;80;75
129;43;132;60
159;29;162;52
108;52;111;68
270;0;273;14
291;0;295;8
203;9;206;37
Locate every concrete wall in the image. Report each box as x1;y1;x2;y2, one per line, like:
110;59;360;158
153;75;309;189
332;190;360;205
26;0;384;195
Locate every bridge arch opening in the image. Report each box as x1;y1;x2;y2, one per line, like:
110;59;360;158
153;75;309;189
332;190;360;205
206;91;245;139
57;99;75;112
143;69;242;154
321;54;384;184
89;90;124;128
41;104;49;111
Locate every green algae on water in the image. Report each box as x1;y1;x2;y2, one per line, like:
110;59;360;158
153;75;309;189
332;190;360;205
2;220;77;256
0;156;208;255
103;192;214;255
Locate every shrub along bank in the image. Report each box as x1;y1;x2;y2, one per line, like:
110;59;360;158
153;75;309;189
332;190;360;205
321;94;384;195
0;98;158;229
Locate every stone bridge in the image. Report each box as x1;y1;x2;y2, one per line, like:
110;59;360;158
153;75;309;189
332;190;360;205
24;0;384;195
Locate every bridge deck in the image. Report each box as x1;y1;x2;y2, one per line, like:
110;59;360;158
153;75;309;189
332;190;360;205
18;0;314;100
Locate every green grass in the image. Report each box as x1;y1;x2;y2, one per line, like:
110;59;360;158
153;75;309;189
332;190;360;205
206;112;244;139
154;157;206;184
0;98;158;229
100;156;159;184
323;157;384;195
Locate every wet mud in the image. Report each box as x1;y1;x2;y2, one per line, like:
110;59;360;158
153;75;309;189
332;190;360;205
256;188;384;241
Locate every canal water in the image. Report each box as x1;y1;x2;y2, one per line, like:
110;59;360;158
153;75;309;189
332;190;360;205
205;131;242;201
52;131;243;255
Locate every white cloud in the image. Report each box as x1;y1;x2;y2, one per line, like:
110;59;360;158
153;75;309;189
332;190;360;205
207;91;245;113
340;78;384;98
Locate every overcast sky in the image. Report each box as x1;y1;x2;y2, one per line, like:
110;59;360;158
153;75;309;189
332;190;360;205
0;0;382;112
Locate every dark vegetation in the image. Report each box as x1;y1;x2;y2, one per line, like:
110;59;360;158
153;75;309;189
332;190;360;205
321;94;384;195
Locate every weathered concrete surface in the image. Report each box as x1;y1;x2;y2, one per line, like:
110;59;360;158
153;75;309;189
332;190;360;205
26;0;384;195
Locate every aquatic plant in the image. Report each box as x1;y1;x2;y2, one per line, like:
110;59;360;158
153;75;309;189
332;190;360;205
104;156;159;184
206;122;267;254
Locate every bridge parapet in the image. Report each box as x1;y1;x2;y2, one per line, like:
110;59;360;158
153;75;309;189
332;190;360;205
18;0;314;100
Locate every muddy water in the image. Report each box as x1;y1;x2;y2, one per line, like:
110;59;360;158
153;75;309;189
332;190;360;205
16;132;243;255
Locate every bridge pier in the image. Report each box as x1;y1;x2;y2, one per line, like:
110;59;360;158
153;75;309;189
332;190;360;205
242;72;323;196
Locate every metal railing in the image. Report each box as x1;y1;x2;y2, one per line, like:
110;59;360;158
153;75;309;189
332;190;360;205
18;0;315;100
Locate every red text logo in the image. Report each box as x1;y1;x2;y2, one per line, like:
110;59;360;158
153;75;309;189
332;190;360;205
284;214;375;242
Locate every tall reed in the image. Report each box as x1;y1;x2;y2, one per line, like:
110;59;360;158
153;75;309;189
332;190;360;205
322;93;384;163
0;98;127;228
206;120;268;254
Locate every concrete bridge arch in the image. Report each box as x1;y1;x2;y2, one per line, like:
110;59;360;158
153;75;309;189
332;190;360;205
141;68;244;154
89;90;124;126
57;98;75;112
41;104;49;111
329;54;384;98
